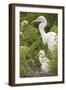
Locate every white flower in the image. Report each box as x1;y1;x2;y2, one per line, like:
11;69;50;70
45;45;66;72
21;20;28;27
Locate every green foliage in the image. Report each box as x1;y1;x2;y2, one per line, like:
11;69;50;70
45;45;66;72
50;24;58;33
50;46;58;75
20;25;40;46
20;46;33;77
20;12;58;77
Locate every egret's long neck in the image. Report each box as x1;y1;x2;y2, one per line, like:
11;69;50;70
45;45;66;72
39;22;47;44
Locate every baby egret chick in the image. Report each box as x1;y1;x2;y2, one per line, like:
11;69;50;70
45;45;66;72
39;50;50;74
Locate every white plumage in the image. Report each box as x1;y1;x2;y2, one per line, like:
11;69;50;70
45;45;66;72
32;16;57;52
39;50;50;74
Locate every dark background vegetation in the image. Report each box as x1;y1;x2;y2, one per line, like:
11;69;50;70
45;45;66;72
20;12;58;77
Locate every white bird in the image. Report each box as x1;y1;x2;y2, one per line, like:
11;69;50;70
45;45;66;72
32;16;57;52
39;50;50;74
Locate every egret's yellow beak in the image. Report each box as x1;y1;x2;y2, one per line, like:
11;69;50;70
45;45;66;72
31;18;38;24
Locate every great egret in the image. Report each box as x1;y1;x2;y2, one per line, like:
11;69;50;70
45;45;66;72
32;16;57;52
39;50;50;74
